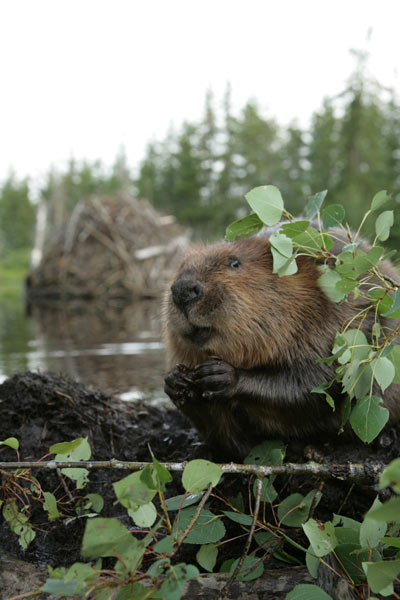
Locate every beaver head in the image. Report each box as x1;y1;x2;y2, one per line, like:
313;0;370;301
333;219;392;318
164;236;339;370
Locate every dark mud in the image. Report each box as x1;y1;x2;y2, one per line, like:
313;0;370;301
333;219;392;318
0;372;198;568
0;371;399;575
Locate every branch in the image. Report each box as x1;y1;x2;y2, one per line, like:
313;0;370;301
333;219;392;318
0;459;387;484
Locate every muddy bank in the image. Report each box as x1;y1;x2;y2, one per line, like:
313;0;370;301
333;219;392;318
0;371;399;599
0;372;198;567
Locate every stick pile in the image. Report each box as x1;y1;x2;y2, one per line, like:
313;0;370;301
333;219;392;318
26;195;188;300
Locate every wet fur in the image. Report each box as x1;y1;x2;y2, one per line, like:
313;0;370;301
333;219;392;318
163;233;400;460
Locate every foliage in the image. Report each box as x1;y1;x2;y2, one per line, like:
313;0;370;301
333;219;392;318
1;432;399;599
227;185;399;444
0;174;35;257
2;55;400;255
135;58;400;241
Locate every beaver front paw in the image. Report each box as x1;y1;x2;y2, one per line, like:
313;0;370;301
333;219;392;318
192;359;238;400
164;364;197;407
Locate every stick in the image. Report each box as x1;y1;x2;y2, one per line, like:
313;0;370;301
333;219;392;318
0;459;387;484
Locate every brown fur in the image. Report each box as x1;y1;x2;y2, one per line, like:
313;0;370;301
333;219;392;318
163;232;400;460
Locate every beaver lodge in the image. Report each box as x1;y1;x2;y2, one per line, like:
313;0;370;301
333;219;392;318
26;195;188;301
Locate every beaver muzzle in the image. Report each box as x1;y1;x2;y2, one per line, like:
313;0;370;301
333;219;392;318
171;278;204;314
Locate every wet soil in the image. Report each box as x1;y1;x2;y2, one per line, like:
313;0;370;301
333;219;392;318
0;371;399;577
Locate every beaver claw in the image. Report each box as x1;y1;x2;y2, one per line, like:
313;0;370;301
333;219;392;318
164;364;197;407
192;359;238;400
165;359;238;405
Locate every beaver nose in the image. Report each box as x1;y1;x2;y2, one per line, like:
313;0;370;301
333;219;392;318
171;279;204;311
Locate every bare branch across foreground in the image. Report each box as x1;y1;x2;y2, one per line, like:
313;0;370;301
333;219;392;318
0;458;387;484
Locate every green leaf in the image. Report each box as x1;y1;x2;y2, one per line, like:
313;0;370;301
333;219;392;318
341;241;362;253
363;559;400;596
384;289;400;317
158;563;199;600
43;492;60;521
381;537;400;548
335;277;359;296
165;493;203;511
372;357;395;393
333;329;370;363
271;248;298;276
366;497;400;523
182;459;222;493
147;557;170;577
270;230;298;276
128;502;157;527
286;583;333;599
302;519;338;557
380;457;400;493
349;396;389;443
334;528;360;545
339;394;351;433
41;580;79;595
270;231;293;258
173;506;226;544
375;210;394;241
389;346;400;384
3;499;36;549
366;246;384;268
318;267;345;303
0;437;19;450
149;449;173;491
278;490;319;527
311;381;336;411
225;213;263;241
223;511;254;526
81;518;135;559
335;544;379;583
360;497;387;548
50;438;85;455
332;514;361;530
245;185;284;226
196;543;218;572
304;190;328;219
229;555;264;582
64;562;95;584
371;190;391;212
82;493;104;514
229;492;244;512
153;534;174;554
113;470;157;511
244;440;286;465
368;289;393;315
305;545;320;579
54;437;91;490
254;530;280;551
280;220;310;238
292;227;328;253
322;204;345;228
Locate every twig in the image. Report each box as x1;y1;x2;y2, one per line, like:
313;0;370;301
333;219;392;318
175;482;214;549
309;481;325;520
0;459;387;484
218;476;263;600
56;467;75;503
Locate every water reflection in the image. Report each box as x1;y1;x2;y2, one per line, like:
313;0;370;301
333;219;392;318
0;292;168;403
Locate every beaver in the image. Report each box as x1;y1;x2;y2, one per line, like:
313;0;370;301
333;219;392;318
163;229;400;460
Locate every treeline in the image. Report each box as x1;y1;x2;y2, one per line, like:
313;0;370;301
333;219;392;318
1;57;400;260
136;66;400;243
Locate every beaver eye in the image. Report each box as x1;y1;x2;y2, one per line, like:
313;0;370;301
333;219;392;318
229;257;241;269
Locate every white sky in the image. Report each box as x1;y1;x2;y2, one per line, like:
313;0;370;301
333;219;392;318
0;0;400;183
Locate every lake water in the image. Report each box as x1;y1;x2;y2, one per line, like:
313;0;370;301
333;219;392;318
0;288;169;405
